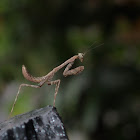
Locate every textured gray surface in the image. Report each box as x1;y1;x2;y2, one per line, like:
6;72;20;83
0;106;69;140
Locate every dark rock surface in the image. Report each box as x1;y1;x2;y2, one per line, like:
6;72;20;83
0;105;69;140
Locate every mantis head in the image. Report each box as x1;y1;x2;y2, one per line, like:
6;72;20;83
78;53;85;62
78;43;104;62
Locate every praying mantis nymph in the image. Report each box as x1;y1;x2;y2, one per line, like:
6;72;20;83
9;43;103;118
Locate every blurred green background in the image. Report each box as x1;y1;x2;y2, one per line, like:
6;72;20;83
0;0;140;139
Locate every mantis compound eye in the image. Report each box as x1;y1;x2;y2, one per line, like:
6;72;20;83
78;53;84;62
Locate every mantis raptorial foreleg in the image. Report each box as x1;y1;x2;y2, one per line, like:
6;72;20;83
63;62;84;77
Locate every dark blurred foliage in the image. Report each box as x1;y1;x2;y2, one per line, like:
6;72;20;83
0;0;140;139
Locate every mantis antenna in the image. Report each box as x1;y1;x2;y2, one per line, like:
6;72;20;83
84;42;104;55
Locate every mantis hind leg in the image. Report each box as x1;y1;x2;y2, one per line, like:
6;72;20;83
9;84;41;118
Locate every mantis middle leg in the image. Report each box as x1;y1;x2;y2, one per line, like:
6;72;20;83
47;80;60;106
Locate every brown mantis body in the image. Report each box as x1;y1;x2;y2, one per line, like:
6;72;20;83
9;42;103;118
9;53;85;118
